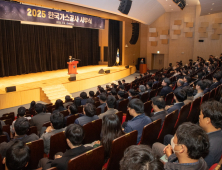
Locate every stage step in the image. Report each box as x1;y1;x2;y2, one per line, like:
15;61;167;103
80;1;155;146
42;84;73;104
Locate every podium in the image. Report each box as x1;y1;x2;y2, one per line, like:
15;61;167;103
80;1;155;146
139;64;147;74
67;61;79;81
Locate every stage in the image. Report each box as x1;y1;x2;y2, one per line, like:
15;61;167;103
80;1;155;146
0;65;136;110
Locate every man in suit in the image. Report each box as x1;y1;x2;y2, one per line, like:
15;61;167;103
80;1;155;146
128;89;135;101
203;79;212;94
64;104;78;126
194;80;206;100
116;91;125;110
80;92;88;105
183;86;194;105
30;103;51;134
97;93;107;113
150;96;168;126
166;89;186;114
63;95;73;108
40;112;66;154
152;76;159;87
122;79;126;86
146;81;153;93
119;85;127;95
209;72;221;91
174;79;184;93
159;78;173;97
39;124;93;170
138;85;146;98
98;95;118;119
183;75;191;87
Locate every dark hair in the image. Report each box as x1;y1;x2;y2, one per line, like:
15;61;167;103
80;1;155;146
176;122;209;159
203;79;212;88
86;98;95;105
201;101;222;129
151;96;165;109
6;141;30;170
118;91;125;98
197;72;204;80
128;99;144;114
0;121;3;136
119;85;125;90
120;145;164;170
106;95;116;108
147;81;153;88
17;107;26;117
196;80;207;91
34;103;44;113
163;78;171;86
118;81;122;86
128;89;135;96
99;87;105;94
154;76;158;81
111;89;117;95
84;103;96;117
65;124;85;146
174;89;187;102
213;72;221;81
69;104;78;115
74;97;82;107
29;101;36;110
80;92;87;99
89;91;95;97
184;76;191;83
14;118;30;135
99;94;107;102
183;86;194;97
50;111;64;129
55;99;64;110
101;114;125;159
65;95;72;102
122;79;125;83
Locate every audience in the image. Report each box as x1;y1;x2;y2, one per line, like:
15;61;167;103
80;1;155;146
138;85;146;97
53;99;66;114
153;76;159;86
119;85;127;94
210;73;221;91
122;79;126;85
64;104;78;126
89;91;95;99
146;81;153;93
194;80;206;100
80;92;88;105
97;94;107;113
86;98;95;105
174;79;184;93
29;100;36;113
116;91;125;109
183;86;194;105
63;95;73;108
0;121;9;142
74;97;81;107
159;78;173;97
128;89;135;101
203;79;212;94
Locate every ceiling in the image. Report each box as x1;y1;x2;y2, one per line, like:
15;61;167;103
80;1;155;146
199;0;222;16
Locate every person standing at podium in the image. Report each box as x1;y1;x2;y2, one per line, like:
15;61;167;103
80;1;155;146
140;59;144;64
68;56;75;62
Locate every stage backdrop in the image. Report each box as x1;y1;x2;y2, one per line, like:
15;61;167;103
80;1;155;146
0;19;100;77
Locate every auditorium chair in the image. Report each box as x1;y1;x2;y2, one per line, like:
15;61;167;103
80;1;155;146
42;121;51;128
95;108;101;116
187;97;201;123
26;139;44;170
165;92;174;105
104;106;108;112
78;106;83;113
201;92;209;104
82;119;102;144
174;103;191;132
144;100;152;117
27;126;38;136
132;95;140;99
125;84;131;92
148;89;157;100
47;105;55;113
125;110;133;122
156;87;163;95
60;110;69;117
2;125;10;137
140;92;149;103
66;114;79;126
140;119;161;147
157;81;162;88
157;110;178;143
95;101;100;108
68;146;104;170
115;111;123;124
0;154;3;170
2;112;15;121
209;88;216;99
118;99;129;114
2;118;13;126
0;135;7;144
49;131;69;160
152;83;158;89
215;84;222;101
104;130;138;170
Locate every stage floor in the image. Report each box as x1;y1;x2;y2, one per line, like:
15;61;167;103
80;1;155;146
0;65;132;94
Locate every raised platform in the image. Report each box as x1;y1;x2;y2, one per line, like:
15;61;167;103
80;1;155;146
0;65;136;110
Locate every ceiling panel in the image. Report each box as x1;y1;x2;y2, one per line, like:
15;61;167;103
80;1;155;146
200;0;222;16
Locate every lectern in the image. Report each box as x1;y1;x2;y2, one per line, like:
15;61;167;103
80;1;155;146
67;61;79;81
139;64;147;74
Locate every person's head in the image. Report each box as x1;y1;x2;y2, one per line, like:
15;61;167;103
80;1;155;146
151;96;165;112
203;79;212;88
128;89;135;97
117;91;125;99
69;56;72;59
183;86;194;97
6;141;30;170
162;78;170;87
118;81;122;86
154;76;158;82
183;76;191;83
146;81;153;89
97;85;101;91
17;107;26;118
68;104;78;115
99;93;107;103
83;103;96;117
74;97;81;107
111;89;117;95
128;99;144;117
213;72;221;82
14;118;30;136
196;80;207;92
65;124;85;148
122;79;125;84
199;101;222;132
106;95;116;109
55;99;64;110
197;72;204;80
119;85;125;91
120;145;164;170
177;79;184;87
34;103;44;114
80;92;87;99
29;101;36;109
86;98;95;105
188;69;193;75
65;95;72;102
89;91;95;98
50;111;64;129
139;85;146;93
174;89;187;102
172;122;209;160
99;87;105;94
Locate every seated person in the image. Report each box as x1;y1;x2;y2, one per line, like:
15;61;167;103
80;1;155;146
0;117;39;158
174;79;184;93
30;103;51;134
194;80;206;100
122;79;126;85
138;85;146;97
123;99;152;144
183;86;194;105
74;103;99;126
88;91;95;99
153;76;159;86
86;98;95;105
39;124;93;170
96;85;101;96
97;87;106;97
152;122;209;170
210;72;221;91
128;89;135;101
116;91;125;110
41;112;66;154
119;85;127;95
166;89;186;114
151;96;168;125
120;145;164;170
97;94;107;113
159;78;173;97
146;81;153;93
4;141;30;170
53;99;66;114
80;92;88;105
74;97;81;107
99;95;118;119
64;104;78;126
0;121;9;142
63;95;73;108
110;88;117;96
203;79;212;94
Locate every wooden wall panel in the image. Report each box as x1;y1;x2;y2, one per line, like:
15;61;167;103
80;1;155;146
151;41;158;46
186;22;194;28
211;34;220;40
151;32;158;37
200;22;209;27
161;39;168;44
174;20;182;25
212;23;220;29
215;29;222;35
162;30;169;35
215;18;222;24
199;33;208;38
185;32;193;38
198;27;207;33
174;30;181;35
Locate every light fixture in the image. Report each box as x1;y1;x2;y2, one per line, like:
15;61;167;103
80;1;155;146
211;8;213;10
171;9;173;10
20;21;73;28
169;5;171;6
212;3;214;5
125;44;128;47
157;51;160;54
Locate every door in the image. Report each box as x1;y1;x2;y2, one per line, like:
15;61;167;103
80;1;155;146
152;54;164;70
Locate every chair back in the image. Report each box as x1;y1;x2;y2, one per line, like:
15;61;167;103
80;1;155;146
2;112;15;121
27;126;38;135
26;139;44;170
49;131;69;160
66;114;79;126
215;85;222;100
0;154;3;170
60;110;69;117
42;121;51;128
77;106;83;113
157;110;178;143
201;92;209;104
95;108;101;116
209;88;216;99
125;110;133;122
144;100;152;117
106;131;138;170
0;135;7;144
95;101;100;108
140;92;149;103
2;125;10;136
149;89;157;100
165;92;174;105
157;87;163;95
187;97;201;123
152;83;158;89
0;118;13;126
118;99;129;114
115;111;123;124
68;146;104;170
82;119;102;144
140;119;161;147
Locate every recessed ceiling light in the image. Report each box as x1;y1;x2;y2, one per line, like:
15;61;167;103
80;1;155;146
209;13;211;14
186;4;188;5
211;8;213;10
169;5;171;6
171;9;173;10
212;3;214;5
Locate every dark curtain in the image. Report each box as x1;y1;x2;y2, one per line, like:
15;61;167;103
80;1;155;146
108;19;122;67
0;19;100;77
